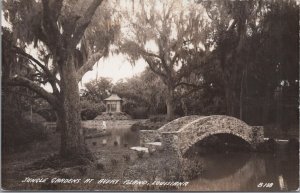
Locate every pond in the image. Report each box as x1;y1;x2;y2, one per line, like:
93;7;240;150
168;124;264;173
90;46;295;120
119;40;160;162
85;127;298;191
181;135;298;191
181;151;299;191
85;126;140;149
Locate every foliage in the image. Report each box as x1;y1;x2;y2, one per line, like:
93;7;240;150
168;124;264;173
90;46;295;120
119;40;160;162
129;106;149;119
2;0;121;156
2;113;47;154
96;162;105;170
123;154;131;162
198;0;299;122
149;115;169;122
110;158;118;165
36;108;56;122
82;77;113;102
113;68;166;115
80;100;105;120
118;0;210;119
137;151;145;159
81;109;98;121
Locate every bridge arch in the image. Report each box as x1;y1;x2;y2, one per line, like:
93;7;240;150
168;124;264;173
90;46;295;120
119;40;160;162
182;131;253;157
159;115;264;156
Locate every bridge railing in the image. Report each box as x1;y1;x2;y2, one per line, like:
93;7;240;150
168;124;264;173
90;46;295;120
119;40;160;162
139;130;162;145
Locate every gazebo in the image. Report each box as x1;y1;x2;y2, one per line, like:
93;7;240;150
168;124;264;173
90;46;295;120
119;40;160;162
104;94;122;113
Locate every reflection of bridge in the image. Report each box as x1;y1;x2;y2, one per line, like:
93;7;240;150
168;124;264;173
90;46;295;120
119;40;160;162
140;115;264;157
180;156;266;191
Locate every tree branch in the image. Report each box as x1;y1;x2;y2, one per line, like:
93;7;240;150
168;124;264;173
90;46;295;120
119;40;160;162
12;46;51;76
175;82;204;100
157;40;172;76
227;19;238;32
50;0;64;21
11;45;60;96
41;0;61;48
142;50;161;59
178;87;202;99
143;56;168;83
4;75;58;107
70;0;104;48
76;51;104;81
175;82;203;88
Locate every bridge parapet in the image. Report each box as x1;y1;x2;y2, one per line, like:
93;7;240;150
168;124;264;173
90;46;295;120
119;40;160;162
251;126;265;144
140;115;264;157
161;132;180;153
158;115;202;133
140;130;161;144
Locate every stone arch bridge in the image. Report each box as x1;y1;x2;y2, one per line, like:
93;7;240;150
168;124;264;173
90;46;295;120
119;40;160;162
140;115;264;157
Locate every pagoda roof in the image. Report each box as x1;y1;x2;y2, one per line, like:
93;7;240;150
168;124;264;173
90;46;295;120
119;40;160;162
104;94;122;101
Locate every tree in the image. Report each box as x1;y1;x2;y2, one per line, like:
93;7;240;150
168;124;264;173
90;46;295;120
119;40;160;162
199;0;298;124
2;27;38;116
82;77;113;102
119;0;209;120
198;0;260;117
113;67;166;115
2;0;120;159
243;0;299;127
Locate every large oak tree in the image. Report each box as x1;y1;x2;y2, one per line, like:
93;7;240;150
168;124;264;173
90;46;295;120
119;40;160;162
119;0;210;120
2;0;120;159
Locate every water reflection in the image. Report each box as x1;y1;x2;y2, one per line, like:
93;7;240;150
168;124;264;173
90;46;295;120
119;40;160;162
181;153;266;191
85;127;139;148
181;151;298;191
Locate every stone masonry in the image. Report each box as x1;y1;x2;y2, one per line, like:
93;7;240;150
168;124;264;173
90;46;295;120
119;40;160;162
140;115;264;157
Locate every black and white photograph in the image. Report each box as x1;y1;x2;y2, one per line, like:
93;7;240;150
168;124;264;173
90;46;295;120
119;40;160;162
1;0;299;191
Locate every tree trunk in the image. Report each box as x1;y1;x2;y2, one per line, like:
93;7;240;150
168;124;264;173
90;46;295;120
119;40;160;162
181;98;188;116
262;86;271;126
57;54;92;160
239;71;245;120
166;87;175;121
225;86;237;117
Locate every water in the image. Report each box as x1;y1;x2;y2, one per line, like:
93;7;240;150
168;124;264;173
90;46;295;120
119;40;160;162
181;151;299;191
86;128;299;191
85;127;140;148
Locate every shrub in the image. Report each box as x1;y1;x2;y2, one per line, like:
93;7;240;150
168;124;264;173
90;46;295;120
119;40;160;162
149;114;167;122
81;100;105;120
149;148;155;156
130;123;141;132
23;112;46;123
81;109;98;120
37;108;57;121
2;113;47;153
129;107;149;119
137;151;145;159
123;154;130;162
131;119;167;131
96;162;105;170
111;158;118;165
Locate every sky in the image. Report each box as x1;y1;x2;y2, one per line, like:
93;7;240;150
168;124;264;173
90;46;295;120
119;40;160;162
81;53;147;85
